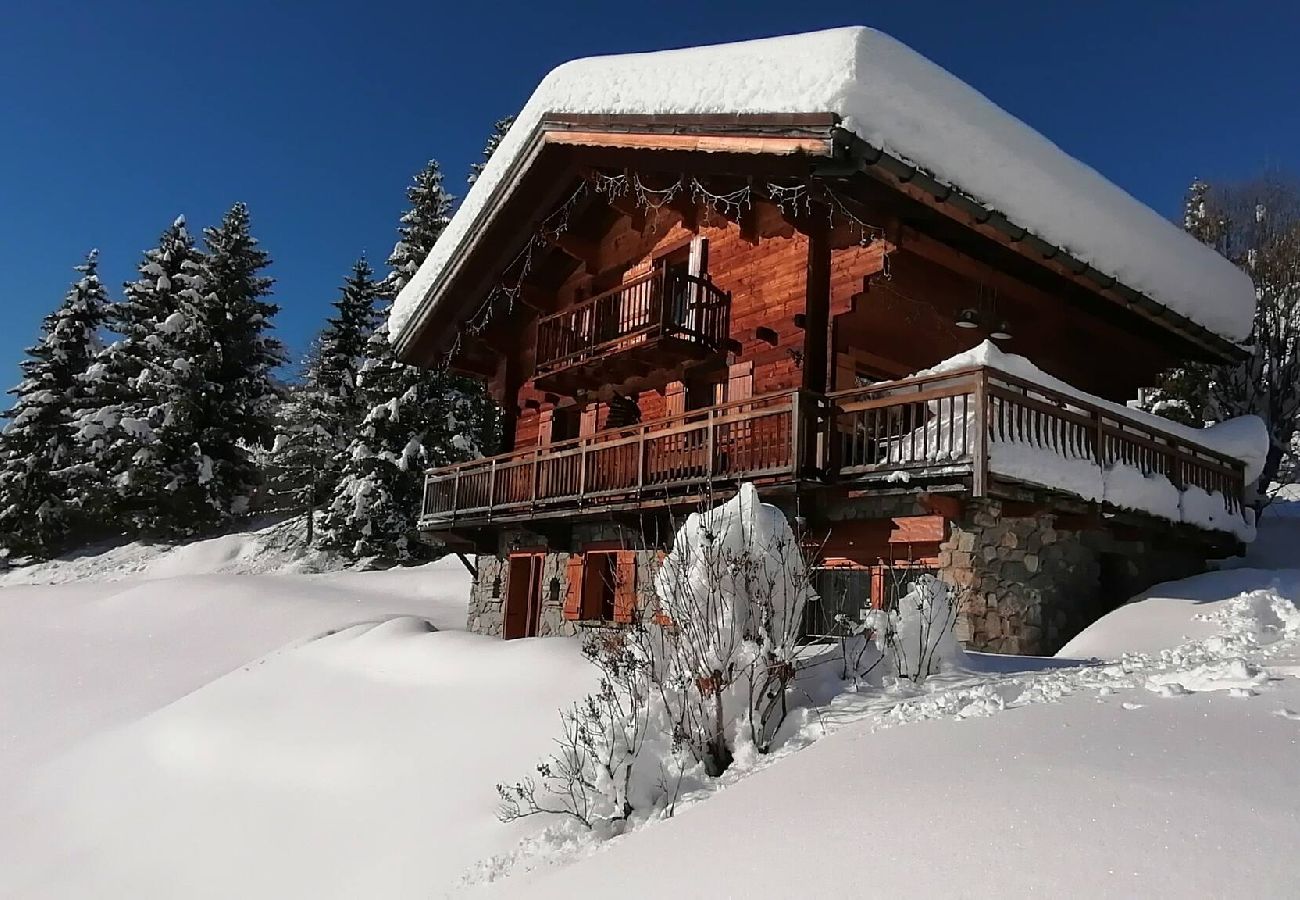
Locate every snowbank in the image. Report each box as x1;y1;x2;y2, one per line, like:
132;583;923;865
390;27;1255;346
923;341;1266;539
0;621;593;899
486;566;1300;898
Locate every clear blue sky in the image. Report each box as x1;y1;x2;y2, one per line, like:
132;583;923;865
2;0;1296;391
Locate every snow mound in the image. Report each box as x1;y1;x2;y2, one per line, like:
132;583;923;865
0;517;349;586
390;26;1255;346
0;618;593;899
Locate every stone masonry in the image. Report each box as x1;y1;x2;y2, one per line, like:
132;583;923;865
940;499;1206;656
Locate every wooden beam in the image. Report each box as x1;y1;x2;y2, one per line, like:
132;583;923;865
544;130;834;157
545;232;600;274
801;206;833;393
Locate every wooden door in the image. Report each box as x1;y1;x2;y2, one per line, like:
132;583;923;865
504;553;544;640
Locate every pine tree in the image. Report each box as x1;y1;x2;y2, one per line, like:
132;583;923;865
75;217;218;537
1137;180;1228;427
385;159;454;296
196;202;285;517
321;158;500;562
319;318;497;562
467;115;515;187
270;258;381;537
0;252;109;558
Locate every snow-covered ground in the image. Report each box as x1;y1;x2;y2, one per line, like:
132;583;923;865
2;515;1299;898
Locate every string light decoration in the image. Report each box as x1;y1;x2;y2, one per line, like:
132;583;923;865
445;170;891;360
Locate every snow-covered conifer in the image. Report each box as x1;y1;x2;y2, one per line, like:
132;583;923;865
195;202;285;517
0;252;109;558
76;217;220;536
467;115;515;187
385;159;454;297
270;259;381;535
318;317;496;563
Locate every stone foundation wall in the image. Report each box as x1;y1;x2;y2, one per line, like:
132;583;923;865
940;499;1206;656
466;523;664;638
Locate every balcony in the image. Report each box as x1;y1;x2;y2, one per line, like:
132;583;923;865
533;269;731;394
422;366;1250;538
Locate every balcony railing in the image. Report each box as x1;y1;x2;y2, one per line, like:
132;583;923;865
422;390;815;521
423;366;1249;534
534;269;730;380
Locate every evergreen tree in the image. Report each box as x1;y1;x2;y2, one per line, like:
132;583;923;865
75;217;218;537
196;202;285;516
271;259;381;536
385;159;454;296
321;158;500;562
319;318;497;562
1138;181;1231;427
467;115;515;187
1141;176;1300;507
0;252;109;558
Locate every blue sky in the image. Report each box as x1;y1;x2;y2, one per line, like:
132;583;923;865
2;1;1296;391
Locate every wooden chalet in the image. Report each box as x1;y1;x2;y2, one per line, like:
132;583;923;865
390;28;1260;654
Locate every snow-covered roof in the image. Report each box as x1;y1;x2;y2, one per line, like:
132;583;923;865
389;26;1257;348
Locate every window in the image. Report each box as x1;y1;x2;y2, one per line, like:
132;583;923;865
563;550;637;624
802;562;938;639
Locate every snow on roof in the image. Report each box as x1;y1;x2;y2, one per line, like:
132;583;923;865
389;26;1257;347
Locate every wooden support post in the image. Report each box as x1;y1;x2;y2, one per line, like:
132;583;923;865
801;207;832;394
972;372;989;498
455;552;477;578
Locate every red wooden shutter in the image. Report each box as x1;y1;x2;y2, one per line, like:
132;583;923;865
580;405;598;438
613;551;637;624
563;554;585;621
538;409;554;446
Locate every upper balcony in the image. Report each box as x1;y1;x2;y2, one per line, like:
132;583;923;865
533;269;731;394
421;364;1252;542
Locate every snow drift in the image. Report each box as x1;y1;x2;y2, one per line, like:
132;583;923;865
390;26;1255;345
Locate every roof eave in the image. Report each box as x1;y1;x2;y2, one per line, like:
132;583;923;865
834;127;1248;365
391;114;841;363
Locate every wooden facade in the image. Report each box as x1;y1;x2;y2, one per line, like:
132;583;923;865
396;114;1249;648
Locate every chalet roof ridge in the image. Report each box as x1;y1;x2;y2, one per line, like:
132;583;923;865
389;26;1256;354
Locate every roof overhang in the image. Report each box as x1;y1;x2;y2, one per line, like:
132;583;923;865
393;112;1247;368
391;113;840;367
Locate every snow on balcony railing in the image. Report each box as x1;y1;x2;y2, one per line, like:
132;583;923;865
829;342;1266;540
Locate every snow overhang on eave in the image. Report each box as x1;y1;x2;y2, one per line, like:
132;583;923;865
390;113;841;365
829;128;1249;365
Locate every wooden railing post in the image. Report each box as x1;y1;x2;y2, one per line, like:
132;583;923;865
972;372;989;497
705;405;716;479
487;458;497;511
531;451;541;506
451;471;460;519
578;439;588;502
789;390;804;478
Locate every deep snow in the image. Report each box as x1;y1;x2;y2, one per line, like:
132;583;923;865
3;515;1299;897
390;27;1256;345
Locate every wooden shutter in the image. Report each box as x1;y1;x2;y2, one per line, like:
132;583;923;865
563;554;585;621
613;551;637;623
665;381;686;417
538;409;554;446
726;360;754;403
580;405;598;438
